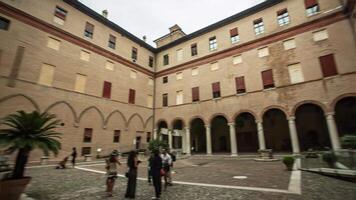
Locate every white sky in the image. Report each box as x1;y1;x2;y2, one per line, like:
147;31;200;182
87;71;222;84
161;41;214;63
78;0;266;47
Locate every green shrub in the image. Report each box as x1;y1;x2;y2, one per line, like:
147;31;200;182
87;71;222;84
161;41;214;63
148;139;168;153
282;156;295;165
341;135;356;149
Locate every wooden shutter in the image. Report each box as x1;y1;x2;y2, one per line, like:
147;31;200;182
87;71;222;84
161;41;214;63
277;8;287;15
254;18;263;24
55;6;67;19
163;94;168;106
86;22;94;32
319;54;338;77
262;70;274;87
109;35;116;43
235;76;246;91
84;128;92;137
304;0;318;8
192;87;199;101
230;28;238;37
212;82;220;92
129;89;136;104
102;81;111;98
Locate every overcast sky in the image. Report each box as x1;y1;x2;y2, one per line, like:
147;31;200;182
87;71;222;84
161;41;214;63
78;0;266;47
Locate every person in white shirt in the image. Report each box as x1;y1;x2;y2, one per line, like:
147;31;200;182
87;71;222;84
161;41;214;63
161;149;173;188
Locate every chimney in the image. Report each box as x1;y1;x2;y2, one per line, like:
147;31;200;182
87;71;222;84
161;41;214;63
169;24;182;33
102;10;108;18
142;35;147;42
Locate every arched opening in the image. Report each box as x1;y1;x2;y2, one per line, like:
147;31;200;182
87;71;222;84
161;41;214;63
295;103;331;151
211;115;230;153
190;118;206;154
235;113;259;152
335;97;356;137
157;121;168;144
172;120;184;150
263;109;292;152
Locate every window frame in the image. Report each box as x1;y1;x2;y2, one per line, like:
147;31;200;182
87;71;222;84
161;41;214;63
209;36;218;51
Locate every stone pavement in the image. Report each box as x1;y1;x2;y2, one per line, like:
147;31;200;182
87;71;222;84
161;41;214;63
24;159;356;200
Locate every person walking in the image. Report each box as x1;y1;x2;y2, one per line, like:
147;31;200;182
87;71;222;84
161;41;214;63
125;151;140;199
150;150;162;200
71;147;77;168
161;149;172;189
147;152;154;184
105;150;121;197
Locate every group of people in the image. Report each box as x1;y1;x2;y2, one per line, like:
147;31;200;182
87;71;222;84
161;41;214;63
56;147;77;169
105;149;176;200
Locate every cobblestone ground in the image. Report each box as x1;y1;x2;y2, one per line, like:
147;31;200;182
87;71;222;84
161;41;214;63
24;159;356;200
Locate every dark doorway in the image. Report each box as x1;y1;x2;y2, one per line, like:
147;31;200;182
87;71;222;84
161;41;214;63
172;120;184;149
235;113;259;152
335;97;356;137
135;136;141;150
211;115;230;153
158;121;168;144
190;118;206;153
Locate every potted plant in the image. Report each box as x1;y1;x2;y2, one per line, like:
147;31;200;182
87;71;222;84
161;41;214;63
0;111;62;200
322;152;337;168
148;139;168;153
282;156;295;171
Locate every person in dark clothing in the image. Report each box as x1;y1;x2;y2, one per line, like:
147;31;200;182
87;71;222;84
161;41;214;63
150;150;162;200
125;151;140;199
71;147;77;168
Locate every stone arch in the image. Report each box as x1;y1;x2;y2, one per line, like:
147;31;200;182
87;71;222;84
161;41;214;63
171;117;186;128
0;94;40;112
105;110;127;127
333;95;356;137
77;106;105;127
330;93;356;109
189;116;207;126
211;115;230;153
260;105;290;119
144;115;153;131
233;110;259;122
292;100;329;116
156;119;169;129
126;113;145;129
208;113;231;124
44;101;77;122
234;112;259;152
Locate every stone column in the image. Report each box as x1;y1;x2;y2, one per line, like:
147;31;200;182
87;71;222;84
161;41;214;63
153;129;158;140
326;112;341;151
168;130;173;150
181;130;186;154
256;120;266;150
185;127;191;156
228;123;238;156
205;125;212;155
288;117;300;154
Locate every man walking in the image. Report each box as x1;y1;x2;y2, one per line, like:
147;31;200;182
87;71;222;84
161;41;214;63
71;147;77;168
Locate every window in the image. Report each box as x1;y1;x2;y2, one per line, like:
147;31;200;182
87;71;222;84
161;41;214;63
84;22;94;38
191;43;198;56
254;18;265;35
176;72;183;80
319;54;338;77
81;147;91;156
258;47;269;57
38;64;55;86
148;78;153;86
305;0;319;16
146;132;151;143
230;28;240;44
163;76;168;84
192;87;200;102
209;36;217;51
162;93;168;107
210;62;219;71
108;35;116;49
113;130;120;143
212;82;221;98
74;74;87;93
163;54;169;66
131;47;138;61
47;37;61;50
233;55;242;65
0;16;10;30
147;95;153;108
102;81;112;98
288;63;304;84
283;39;296;50
128;89;136;104
261;69;275;89
176;90;183;105
277;9;290;26
176;49;183;62
83;128;92;143
130;70;137;79
149;56;154;68
235;76;246;94
313;29;328;41
191;68;199;76
105;61;114;71
53;6;67;25
80;50;90;61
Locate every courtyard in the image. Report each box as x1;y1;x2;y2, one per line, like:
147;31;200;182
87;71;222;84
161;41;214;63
24;157;356;200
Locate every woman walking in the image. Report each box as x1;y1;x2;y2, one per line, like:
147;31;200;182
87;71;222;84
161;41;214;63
105;150;121;197
150;150;162;200
125;151;140;199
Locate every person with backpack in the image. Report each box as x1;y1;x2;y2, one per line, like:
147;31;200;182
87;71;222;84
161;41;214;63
105;150;121;197
150;150;162;200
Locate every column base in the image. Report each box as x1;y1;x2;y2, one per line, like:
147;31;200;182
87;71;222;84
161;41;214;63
231;153;238;157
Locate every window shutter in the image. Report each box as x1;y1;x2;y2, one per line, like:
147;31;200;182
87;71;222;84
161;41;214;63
304;0;318;8
109;35;116;43
84;128;92;137
319;54;338;77
192;87;199;101
86;22;94;32
262;70;274;87
163;94;168;106
129;89;136;104
235;76;246;91
212;82;220;92
102;81;111;98
55;7;67;20
254;18;263;24
230;28;238;37
277;8;287;15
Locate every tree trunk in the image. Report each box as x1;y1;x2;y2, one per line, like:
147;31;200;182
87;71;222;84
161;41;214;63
12;148;30;179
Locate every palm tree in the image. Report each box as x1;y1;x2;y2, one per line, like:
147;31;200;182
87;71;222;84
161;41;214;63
0;110;62;179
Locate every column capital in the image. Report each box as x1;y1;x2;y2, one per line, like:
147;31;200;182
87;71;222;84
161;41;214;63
288;116;296;121
255;120;262;124
184;126;190;131
325;112;335;117
227;122;235;126
204;125;211;129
